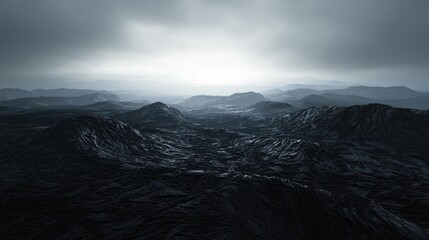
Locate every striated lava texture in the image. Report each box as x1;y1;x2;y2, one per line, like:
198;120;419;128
0;103;428;239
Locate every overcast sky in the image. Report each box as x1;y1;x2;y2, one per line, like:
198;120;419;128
1;0;429;94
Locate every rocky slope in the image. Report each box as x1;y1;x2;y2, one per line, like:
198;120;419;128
117;102;187;129
0;103;428;239
273;104;429;154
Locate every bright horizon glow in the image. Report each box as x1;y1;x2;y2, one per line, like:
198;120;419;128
65;20;292;88
79;48;284;87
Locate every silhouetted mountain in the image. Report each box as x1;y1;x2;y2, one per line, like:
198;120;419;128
0;88;120;102
282;82;352;90
265;86;429;110
244;101;298;116
263;83;351;100
296;94;371;107
32;88;114;98
117;102;187;128
261;88;283;95
295;93;429;110
265;88;319;101
178;95;224;109
178;92;268;113
266;85;426;100
75;92;120;103
82;100;149;111
226;92;268;106
0;93;120;109
0;88;33;100
321;93;372;102
329;86;424;99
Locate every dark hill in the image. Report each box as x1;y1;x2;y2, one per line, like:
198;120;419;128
178;92;268;112
82;100;148;111
273;104;429;154
117;102;187;128
7;116;174;169
244;101;297;116
0;88;33;101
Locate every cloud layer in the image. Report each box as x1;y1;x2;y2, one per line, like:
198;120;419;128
1;0;428;92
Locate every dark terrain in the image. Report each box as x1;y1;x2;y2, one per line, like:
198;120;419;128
0;88;428;239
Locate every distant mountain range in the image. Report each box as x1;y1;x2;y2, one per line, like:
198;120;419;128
175;86;429;114
241;101;298;117
2;86;429;115
294;93;429;110
264;86;429;110
0;88;127;111
280;82;352;91
0;88;33;100
0;92;120;109
266;86;426;100
177;92;268;114
82;100;150;111
0;88;117;101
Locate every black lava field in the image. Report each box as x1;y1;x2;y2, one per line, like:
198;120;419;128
1;102;428;240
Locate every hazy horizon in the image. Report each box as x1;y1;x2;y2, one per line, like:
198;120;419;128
1;0;429;94
2;82;428;98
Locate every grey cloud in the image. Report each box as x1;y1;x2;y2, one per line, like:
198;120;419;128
0;1;118;73
0;0;428;90
243;0;429;70
0;0;216;74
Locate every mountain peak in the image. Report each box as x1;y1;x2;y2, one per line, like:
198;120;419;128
230;91;258;96
142;101;170;109
225;92;268;106
117;102;187;128
229;91;266;99
135;102;185;118
178;91;268;112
